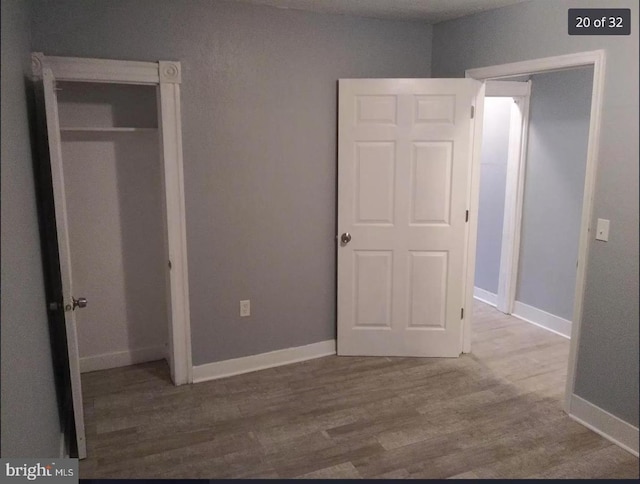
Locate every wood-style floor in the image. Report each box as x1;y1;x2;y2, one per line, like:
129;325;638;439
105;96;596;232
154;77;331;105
79;301;639;479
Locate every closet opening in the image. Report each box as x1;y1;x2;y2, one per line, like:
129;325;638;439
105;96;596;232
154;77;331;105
33;53;191;458
57;81;170;376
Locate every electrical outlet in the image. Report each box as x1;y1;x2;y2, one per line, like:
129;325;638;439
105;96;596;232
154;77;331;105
240;300;250;317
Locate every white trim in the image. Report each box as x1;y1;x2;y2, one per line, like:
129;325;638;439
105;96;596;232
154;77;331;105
564;50;606;413
473;287;497;307
485;80;530;97
569;394;639;456
158;78;193;385
511;301;571;339
506;91;531;315
463;50;606;415
496;88;530;314
193;340;336;383
35;52;192;387
462;83;486;354
79;345;167;373
158;61;182;84
32;52;161;85
465;50;604;80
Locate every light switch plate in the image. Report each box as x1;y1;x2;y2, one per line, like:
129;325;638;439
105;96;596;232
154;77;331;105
595;218;610;242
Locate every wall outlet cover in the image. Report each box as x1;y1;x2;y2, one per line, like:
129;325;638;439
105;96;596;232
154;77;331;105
240;299;250;317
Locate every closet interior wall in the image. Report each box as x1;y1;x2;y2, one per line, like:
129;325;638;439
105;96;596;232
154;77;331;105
57;81;169;372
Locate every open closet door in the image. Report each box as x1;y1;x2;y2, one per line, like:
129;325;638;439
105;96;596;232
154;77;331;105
337;79;483;357
36;66;87;459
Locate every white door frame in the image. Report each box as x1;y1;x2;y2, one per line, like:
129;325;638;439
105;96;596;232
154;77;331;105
482;81;532;315
31;53;193;386
463;50;606;413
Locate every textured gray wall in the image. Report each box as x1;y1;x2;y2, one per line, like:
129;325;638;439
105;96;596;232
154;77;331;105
475;97;512;294
516;68;592;321
433;0;639;426
31;0;433;365
1;0;62;457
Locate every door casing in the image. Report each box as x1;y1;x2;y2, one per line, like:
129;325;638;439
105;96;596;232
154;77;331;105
463;50;607;415
32;53;193;458
475;80;532;315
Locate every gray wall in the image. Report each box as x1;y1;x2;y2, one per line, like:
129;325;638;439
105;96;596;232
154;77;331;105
0;0;62;457
433;0;639;426
516;68;592;321
30;0;433;365
475;97;512;294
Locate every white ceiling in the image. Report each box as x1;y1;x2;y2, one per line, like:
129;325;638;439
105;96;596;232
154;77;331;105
229;0;529;23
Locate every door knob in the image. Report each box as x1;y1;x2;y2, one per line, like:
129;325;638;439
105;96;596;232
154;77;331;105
72;297;87;310
341;233;352;244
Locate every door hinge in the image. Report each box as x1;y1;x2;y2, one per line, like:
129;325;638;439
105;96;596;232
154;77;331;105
465;210;469;222
168;260;172;270
470;106;475;119
461;308;464;319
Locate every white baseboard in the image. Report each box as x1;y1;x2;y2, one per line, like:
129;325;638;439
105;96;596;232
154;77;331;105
80;345;167;373
512;300;571;338
569;394;639;456
192;339;336;383
473;286;498;307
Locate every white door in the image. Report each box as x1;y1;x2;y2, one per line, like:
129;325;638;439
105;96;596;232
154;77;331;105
337;79;481;357
41;67;87;458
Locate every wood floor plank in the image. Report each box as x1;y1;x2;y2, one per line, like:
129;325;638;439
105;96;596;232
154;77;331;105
297;462;361;479
79;301;638;479
528;444;640;479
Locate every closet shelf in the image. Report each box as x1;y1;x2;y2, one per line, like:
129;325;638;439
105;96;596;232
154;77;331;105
60;127;158;133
